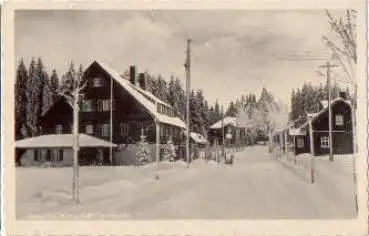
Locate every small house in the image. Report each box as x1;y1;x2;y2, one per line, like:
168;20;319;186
290;93;354;156
208;116;247;146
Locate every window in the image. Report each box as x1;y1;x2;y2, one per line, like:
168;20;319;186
93;77;103;87
160;125;164;137
297;138;304;148
335;114;344;126
158;104;162;114
102;100;111;111
55;124;63;134
96;100;102;111
46;150;51;161
320;136;329;148
120;123;129;136
85;124;94;134
59;149;64;161
81;100;93;112
34;150;40;161
102;124;110;137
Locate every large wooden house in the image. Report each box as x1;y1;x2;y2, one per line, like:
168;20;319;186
18;60;187;166
290;93;354;156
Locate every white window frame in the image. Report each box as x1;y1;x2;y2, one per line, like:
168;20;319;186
85;124;94;134
335;114;344;126
102;100;111;111
93;77;102;87
102;124;110;137
320;136;329;148
55;124;63;134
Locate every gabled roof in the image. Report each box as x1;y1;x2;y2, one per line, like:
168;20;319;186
298;98;352;130
122;74;173;108
15;134;117;148
91;61;186;129
209;116;247;129
189;132;208;144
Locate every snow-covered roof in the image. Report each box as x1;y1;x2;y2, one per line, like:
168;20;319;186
15;134;117;148
189;132;208;144
299;98;352;130
127;77;173;108
320;98;351;109
209;116;238;129
91;61;186;129
289;128;307;136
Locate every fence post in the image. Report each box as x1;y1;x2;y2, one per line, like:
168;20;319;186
308;116;315;184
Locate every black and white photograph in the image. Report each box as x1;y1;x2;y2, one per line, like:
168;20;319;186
3;2;367;234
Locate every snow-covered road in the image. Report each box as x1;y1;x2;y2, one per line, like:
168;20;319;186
16;145;357;219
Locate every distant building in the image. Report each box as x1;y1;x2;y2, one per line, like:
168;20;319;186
290;92;354;156
16;60;187;166
208;116;247;145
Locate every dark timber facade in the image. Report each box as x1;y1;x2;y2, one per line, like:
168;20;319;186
38;60;186;165
291;95;354;156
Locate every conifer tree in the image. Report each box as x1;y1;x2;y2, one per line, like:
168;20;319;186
15;59;29;139
50;69;60;103
26;57;42;136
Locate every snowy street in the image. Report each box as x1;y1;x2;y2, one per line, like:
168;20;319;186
16;145;357;220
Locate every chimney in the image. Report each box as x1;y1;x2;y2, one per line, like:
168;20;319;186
138;73;146;90
129;65;136;85
339;91;347;100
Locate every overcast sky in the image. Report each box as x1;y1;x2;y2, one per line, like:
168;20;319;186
15;9;352;109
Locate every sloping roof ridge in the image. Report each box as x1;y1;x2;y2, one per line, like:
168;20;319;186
120;70;173;108
93;60;187;129
298;97;352;129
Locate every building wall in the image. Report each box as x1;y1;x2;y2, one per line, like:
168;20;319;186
19;149;73;167
294;100;353;156
40;62;183;147
208;125;246;145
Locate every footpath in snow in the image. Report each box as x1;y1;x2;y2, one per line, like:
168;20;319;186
16;146;357;220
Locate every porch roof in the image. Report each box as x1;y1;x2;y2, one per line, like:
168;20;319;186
15;134;117;149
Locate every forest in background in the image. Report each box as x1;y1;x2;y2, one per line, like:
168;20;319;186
14;57;352;145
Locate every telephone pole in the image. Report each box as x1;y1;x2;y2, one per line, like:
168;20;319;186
110;76;113;165
185;39;191;167
319;62;339;162
221;106;225;157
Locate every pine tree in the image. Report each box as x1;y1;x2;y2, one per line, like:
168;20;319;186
50;69;60;103
35;58;52;116
15;59;29;139
226;101;237;117
60;61;76;96
195;89;208;136
26;58;42;136
189;90;200;133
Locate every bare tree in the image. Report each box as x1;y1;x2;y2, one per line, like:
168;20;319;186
322;9;357;153
58;63;86;203
322;10;356;102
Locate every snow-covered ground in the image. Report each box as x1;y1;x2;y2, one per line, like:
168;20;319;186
16;146;357;220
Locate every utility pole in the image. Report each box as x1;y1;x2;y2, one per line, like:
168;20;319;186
110;76;113;165
185;39;191;167
319;62;339;162
308;114;315;184
221;106;225;157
